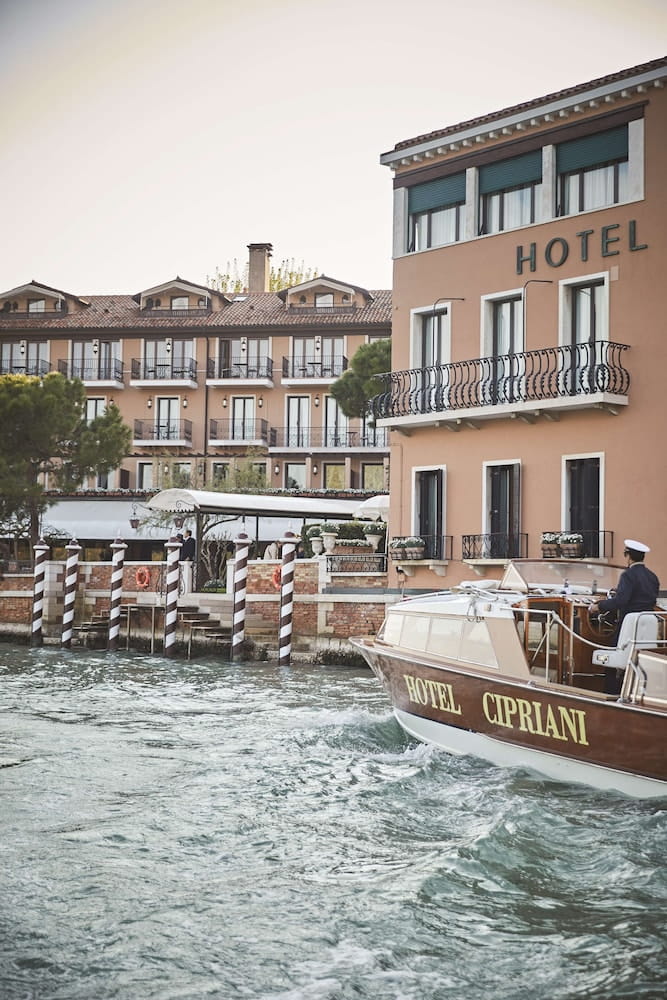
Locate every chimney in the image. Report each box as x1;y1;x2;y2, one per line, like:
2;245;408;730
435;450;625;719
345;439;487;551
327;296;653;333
247;242;273;293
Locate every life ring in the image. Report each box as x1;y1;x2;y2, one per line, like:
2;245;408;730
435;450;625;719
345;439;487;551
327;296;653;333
271;565;282;590
135;566;151;590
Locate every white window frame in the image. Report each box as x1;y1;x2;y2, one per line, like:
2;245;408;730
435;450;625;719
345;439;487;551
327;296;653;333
480;286;524;359
558;271;609;348
410;463;447;539
481;459;521;538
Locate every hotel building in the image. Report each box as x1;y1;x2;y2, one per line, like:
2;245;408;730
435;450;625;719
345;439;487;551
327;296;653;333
375;57;667;586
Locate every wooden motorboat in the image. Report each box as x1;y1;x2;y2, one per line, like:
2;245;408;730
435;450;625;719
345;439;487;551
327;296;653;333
351;560;667;798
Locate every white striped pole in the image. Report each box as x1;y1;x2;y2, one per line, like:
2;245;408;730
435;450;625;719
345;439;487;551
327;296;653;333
278;530;298;667
108;536;127;652
61;538;81;649
31;539;50;647
232;532;250;660
164;535;182;657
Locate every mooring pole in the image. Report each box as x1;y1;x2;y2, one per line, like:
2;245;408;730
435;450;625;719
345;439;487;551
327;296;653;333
108;536;127;652
232;532;250;660
278;530;298;667
163;535;182;658
61;538;81;649
31;538;50;648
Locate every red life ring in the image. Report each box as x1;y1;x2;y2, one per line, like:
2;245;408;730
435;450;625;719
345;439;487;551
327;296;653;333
271;565;282;590
135;566;151;589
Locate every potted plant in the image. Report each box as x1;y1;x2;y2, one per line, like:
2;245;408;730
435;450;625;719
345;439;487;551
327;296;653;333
541;531;561;559
388;537;407;561
404;536;426;559
560;532;584;558
319;522;339;553
305;524;324;555
362;521;386;551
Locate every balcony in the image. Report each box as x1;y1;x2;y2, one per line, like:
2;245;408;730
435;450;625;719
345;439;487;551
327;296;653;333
268;426;389;450
462;533;528;562
209;418;270;446
388;534;454;576
134;419;192;446
369;341;630;430
58;359;124;385
540;530;614;560
0;360;50;376
130;357;197;386
206;356;273;384
281;356;348;382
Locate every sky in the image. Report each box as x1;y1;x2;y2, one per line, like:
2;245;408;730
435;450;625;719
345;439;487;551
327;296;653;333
1;0;665;295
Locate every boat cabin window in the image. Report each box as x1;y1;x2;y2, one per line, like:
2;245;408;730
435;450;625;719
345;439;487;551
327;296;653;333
380;610;498;668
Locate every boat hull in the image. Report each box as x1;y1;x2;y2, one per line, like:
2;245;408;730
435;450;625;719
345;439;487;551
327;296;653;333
353;642;667;798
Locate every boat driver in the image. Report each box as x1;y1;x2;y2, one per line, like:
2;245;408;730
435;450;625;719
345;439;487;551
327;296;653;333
589;538;660;693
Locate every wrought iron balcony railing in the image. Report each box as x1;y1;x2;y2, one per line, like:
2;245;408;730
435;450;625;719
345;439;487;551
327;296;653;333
207;356;273;380
209;418;269;443
134;419;192;443
326;553;387;573
58;359;124;382
282;356;348;379
269;426;388;449
0;360;50;376
462;533;528;560
131;358;197;381
388;535;453;560
369;341;630;420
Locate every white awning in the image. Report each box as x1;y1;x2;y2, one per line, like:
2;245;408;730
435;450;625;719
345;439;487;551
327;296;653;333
146;488;364;520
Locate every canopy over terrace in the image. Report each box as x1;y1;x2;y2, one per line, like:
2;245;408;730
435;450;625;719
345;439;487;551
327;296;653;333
146;488;375;542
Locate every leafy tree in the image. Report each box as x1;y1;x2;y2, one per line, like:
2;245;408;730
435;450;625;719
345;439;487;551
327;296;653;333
207;257;319;293
330;339;391;418
0;373;132;545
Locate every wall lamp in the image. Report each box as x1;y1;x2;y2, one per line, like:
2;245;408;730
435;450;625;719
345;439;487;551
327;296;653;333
222;396;228;408
165;338;172;355
129;503;140;530
432;295;465;316
92;339;99;356
274;464;280;476
19;340;26;356
314;394;320;407
257;395;263;408
312;464;319;476
147;396;153;409
182;396;188;409
174;514;185;530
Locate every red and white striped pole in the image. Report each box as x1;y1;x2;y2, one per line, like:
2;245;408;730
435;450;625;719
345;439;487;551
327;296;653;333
163;535;182;658
278;530;298;667
31;538;50;647
232;532;250;660
61;538;81;649
108;536;127;652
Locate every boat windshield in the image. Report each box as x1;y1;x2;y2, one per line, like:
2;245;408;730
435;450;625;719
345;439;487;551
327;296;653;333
499;560;624;594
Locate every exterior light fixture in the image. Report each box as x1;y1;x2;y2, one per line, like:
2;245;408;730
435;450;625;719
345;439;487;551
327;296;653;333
182;396;188;408
312;464;318;475
257;395;263;408
274;464;280;476
129;504;140;530
173;514;185;530
19;340;26;356
92;339;99;356
222;396;228;408
165;338;172;355
314;394;320;407
147;396;153;409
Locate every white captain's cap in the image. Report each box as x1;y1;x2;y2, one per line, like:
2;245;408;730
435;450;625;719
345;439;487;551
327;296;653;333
624;538;650;553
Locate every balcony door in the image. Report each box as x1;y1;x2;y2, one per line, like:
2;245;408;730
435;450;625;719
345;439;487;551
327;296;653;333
156;397;180;440
491;298;522;404
418;309;449;411
231;397;255;440
569;281;605;393
416;468;444;559
324;397;348;447
567;457;600;556
487;463;521;558
287;396;310;447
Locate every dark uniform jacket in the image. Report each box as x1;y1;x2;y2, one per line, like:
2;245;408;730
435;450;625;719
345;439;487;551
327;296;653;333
598;562;660;618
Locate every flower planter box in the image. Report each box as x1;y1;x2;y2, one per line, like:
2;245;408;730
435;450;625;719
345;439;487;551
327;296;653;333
560;543;583;558
541;544;561;559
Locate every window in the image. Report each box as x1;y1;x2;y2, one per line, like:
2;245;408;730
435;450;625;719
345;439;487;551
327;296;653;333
566;456;601;558
137;462;154;489
407;173;465;251
324;397;348;447
479;151;542;234
362;464;385;491
292;336;344;377
415;467;445;559
145;339;193;378
1;340;47;375
86;398;106;422
323;464;345;489
156;397;180;439
285;463;306;489
171;295;188;310
28;298;45;313
480;293;523;405
315;292;333;308
560;276;608;394
557;125;628;216
412;305;451;411
212;462;230;486
72;339;120;380
172;462;191;487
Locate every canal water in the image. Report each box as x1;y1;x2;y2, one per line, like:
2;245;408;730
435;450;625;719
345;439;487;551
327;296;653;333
1;644;665;1000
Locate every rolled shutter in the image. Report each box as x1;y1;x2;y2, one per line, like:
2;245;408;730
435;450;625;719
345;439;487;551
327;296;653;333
556;125;628;174
478;150;543;195
408;173;466;214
